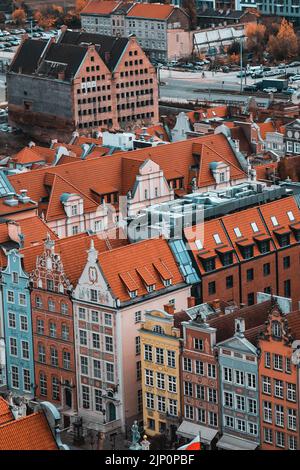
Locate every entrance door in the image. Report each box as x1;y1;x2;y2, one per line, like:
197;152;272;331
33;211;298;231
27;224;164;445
108;402;116;422
65;386;72;408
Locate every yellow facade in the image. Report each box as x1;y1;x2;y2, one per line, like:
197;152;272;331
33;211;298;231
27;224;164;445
139;309;182;439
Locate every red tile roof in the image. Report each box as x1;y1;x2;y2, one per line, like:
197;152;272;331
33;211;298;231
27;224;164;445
126;3;175;20
98;238;184;302
0;412;58;450
187;106;228;124
81;0;121;15
0;398;13;426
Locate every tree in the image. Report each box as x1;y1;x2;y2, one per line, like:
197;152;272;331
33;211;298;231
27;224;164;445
12;7;27;25
182;0;197;30
246;23;266;62
76;0;89;13
267;19;298;61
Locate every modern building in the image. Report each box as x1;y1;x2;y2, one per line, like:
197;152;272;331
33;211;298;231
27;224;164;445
139;308;186;442
0;250;35;399
258;1;300;26
80;1;191;62
7;30;159;141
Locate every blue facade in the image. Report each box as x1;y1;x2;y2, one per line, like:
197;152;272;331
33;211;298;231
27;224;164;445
217;326;260;449
1;249;34;397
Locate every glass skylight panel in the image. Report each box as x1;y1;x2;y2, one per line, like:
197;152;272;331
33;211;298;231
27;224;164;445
251;222;259;233
287;211;295;222
234;227;242;238
213;233;222;244
271;216;279;227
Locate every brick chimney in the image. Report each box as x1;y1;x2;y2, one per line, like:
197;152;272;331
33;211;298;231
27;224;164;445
164;303;175;315
212;299;221;312
187;296;196;308
7;221;21;244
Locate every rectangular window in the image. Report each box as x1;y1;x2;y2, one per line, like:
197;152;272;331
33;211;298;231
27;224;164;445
273;354;283;371
248;422;258;436
10;337;17;356
8;312;16;329
287;408;297;431
196;384;205;400
144;344;153;362
288;435;297;450
274;379;284;398
194;338;203;351
284;279;291;298
92;333;100;349
93;359;101;379
198;408;206;423
19;293;26;306
262;376;271;395
78;307;86;320
184;404;194;420
95;389;103;412
208;388;217;404
265;352;271;368
224;415;234;428
167;350;175;368
263;401;272;423
80;356;89;375
223;367;232;382
7;290;14;303
276;431;285;448
104;313;112;326
91;310;99;323
145;369;154;387
275;404;284;427
11;366;19;389
208;363;216;378
38;344;45;363
236;418;246;433
20;315;28;332
52;377;60;401
264;427;273;444
235;394;245;411
247;269;254;281
157;372;165;390
195;360;204;375
146;392;154;409
184;381;193;397
156;347;164;365
135;311;142;323
248;398;257;415
224;391;233;408
23;369;31;392
63;351;71;370
168;375;177;393
246;373;256;389
21;340;29;359
183;357;192;372
50;347;58;367
209;411;218;427
226;275;233;289
105;336;114;353
169;399;177;416
79;330;87;346
39;373;47;396
82;385;90;409
106;362;114;383
157;395;166;413
287;383;296;402
135;336;140;355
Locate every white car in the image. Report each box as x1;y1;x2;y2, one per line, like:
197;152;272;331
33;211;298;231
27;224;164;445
263;87;277;93
291;75;300;82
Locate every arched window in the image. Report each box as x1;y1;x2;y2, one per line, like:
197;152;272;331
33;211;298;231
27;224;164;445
272;321;282;339
152;325;165;335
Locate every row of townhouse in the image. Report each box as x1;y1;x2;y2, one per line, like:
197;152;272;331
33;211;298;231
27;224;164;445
80;1;191;62
140;299;300;451
0;231;191;436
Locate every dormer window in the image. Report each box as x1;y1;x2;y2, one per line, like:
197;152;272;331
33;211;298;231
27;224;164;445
276;232;290;248
202;258;216;272
257;240;270;254
287;211;295;222
239;244;254;259
163;278;172;287
147;284;155;293
271;216;279;227
129;290;138;299
71;204;78;216
195;239;203;250
220;251;233;266
153;325;165;335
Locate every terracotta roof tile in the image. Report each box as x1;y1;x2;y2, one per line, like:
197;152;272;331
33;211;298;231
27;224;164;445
81;0;122;15
0;397;13;426
127;3;175;20
0;412;58;450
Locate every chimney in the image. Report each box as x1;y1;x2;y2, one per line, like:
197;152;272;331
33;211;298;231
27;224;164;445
58;70;65;81
18;189;30;204
7;220;21;243
164;303;175;315
212;299;221;312
235;317;246;336
4;193;18;207
187;296;196;308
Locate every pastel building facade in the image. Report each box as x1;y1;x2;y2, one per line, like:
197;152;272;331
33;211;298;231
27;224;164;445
1;250;34;398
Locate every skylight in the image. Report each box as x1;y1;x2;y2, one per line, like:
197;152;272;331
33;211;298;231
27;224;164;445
271;216;279;227
287;211;295;222
195;239;203;250
251;222;259;233
234;227;242;238
213;233;222;244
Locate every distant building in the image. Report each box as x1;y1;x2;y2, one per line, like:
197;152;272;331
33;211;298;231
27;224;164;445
80;1;191;62
284;120;300;156
196;8;258;30
259;1;300;26
7;30;158;142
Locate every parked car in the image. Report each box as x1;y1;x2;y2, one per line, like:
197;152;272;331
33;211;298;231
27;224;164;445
244;85;257;92
263;87;277;93
264;70;276;77
282;88;296;95
288;61;300;67
291;75;300;82
251;71;264;79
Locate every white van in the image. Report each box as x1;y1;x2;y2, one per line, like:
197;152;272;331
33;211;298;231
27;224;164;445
248;65;263;74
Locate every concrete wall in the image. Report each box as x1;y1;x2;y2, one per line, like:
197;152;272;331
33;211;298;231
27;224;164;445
7;73;74;141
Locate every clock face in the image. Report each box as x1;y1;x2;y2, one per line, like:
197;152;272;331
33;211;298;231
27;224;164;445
89;266;98;283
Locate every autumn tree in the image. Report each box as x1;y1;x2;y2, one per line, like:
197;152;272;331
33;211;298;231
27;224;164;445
12;7;27;25
246;23;266;62
267;19;298;61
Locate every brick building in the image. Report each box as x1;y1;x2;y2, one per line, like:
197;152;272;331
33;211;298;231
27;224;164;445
7;29;158;141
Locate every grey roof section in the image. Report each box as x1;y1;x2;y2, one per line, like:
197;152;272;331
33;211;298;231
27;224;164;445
197;8;249;19
58;30;129;71
9;39;87;81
